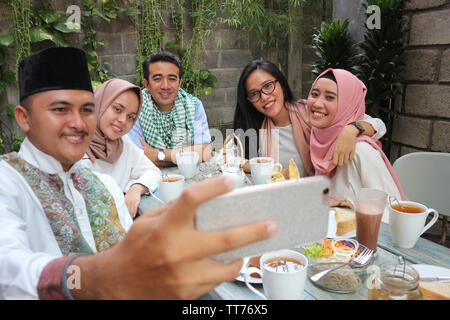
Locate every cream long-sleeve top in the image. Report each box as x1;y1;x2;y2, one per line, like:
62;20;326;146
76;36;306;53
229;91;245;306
330;141;403;223
0;138;133;299
81;135;162;193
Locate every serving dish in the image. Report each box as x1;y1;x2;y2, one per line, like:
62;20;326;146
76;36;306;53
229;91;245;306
301;238;372;293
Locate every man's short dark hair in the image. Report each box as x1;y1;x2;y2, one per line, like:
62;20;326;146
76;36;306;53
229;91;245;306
20;95;34;111
142;51;183;81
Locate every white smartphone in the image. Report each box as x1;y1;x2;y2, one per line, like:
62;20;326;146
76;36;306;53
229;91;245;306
195;175;330;261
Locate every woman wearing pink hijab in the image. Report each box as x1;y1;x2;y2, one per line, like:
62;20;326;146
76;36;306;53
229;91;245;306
82;79;161;218
308;68;407;222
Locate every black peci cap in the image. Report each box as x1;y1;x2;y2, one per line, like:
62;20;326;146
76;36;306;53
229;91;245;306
19;47;93;102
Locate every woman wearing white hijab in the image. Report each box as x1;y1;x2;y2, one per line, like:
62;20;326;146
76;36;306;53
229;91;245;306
82;79;161;218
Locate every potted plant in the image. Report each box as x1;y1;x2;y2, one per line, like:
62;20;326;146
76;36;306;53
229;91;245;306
311;19;357;76
354;0;408;156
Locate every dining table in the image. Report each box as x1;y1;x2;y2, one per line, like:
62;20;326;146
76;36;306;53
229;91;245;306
139;164;450;301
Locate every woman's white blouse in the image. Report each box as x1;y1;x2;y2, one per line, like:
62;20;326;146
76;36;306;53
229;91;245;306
330;141;402;223
81;135;162;194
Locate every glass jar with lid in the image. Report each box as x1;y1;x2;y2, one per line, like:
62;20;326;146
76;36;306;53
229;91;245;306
368;263;423;300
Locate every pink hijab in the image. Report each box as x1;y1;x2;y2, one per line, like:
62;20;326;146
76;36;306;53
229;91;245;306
309;68;407;200
86;79;143;163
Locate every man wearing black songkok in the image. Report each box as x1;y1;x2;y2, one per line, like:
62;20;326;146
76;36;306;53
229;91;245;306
0;47;275;300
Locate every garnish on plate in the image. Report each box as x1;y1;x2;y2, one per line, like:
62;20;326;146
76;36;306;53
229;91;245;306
304;238;360;262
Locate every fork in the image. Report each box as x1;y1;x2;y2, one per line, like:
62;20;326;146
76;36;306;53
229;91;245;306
310;247;374;282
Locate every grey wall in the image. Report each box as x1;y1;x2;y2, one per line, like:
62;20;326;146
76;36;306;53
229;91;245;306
333;0;367;45
333;0;450;160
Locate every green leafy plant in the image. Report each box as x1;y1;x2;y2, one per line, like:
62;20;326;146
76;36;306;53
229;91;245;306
311;19;357;76
0;33;19;154
81;0;124;82
0;103;21;154
180;0;217;96
165;40;218;96
165;4;217;97
134;0;165;86
0;35;16;96
355;0;408;155
8;0;32;70
219;0;304;53
29;7;79;47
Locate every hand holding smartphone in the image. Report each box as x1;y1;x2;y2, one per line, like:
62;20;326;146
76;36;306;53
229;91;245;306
195;175;330;261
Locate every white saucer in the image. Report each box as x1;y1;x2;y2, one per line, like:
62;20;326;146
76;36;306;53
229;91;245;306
411;264;450;278
236;257;263;284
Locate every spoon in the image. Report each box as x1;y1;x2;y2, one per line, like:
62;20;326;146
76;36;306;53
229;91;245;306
148;190;166;205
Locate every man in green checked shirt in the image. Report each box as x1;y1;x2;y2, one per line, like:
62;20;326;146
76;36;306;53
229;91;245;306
127;51;212;167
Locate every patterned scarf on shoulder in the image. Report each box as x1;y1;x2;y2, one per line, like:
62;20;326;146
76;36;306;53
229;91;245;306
139;88;197;149
1;153;126;255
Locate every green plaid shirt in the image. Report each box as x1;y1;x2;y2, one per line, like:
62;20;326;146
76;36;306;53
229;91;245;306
139;88;197;149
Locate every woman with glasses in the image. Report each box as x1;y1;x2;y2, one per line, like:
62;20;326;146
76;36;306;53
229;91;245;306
231;60;386;178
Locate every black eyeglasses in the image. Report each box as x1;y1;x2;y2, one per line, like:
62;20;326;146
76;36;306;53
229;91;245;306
247;80;279;103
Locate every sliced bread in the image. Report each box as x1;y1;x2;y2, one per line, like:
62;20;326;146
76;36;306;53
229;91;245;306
335;207;356;236
419;281;450;300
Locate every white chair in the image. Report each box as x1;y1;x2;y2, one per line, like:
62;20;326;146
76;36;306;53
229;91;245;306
393;152;450;245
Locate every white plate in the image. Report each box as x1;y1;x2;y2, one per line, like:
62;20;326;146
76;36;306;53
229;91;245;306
411;264;450;278
236;257;263;284
326;209;356;239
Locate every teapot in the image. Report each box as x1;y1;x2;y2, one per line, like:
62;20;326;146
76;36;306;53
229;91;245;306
222;166;245;188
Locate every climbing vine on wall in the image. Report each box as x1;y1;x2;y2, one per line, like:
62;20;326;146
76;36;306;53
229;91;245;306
134;0;164;86
8;0;32;71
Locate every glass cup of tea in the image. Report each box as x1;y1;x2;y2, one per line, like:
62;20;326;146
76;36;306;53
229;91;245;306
244;249;308;300
388;200;439;248
354;188;388;252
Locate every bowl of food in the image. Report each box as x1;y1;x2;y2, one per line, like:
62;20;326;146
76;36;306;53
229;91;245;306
301;238;372;293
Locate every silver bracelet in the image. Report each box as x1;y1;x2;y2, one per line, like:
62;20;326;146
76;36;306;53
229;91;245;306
61;253;86;300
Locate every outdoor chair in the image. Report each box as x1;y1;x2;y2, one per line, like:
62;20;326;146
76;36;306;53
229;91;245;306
393;152;450;245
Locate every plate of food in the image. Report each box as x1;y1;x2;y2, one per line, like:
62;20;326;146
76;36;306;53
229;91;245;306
301;238;372;293
327;207;356;239
411;264;450;278
412;265;450;300
236;256;263;284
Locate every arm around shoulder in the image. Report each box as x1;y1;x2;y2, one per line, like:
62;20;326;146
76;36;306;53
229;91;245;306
361;114;386;140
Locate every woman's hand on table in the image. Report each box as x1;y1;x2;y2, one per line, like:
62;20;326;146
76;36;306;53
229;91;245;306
70;176;278;300
125;184;148;218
